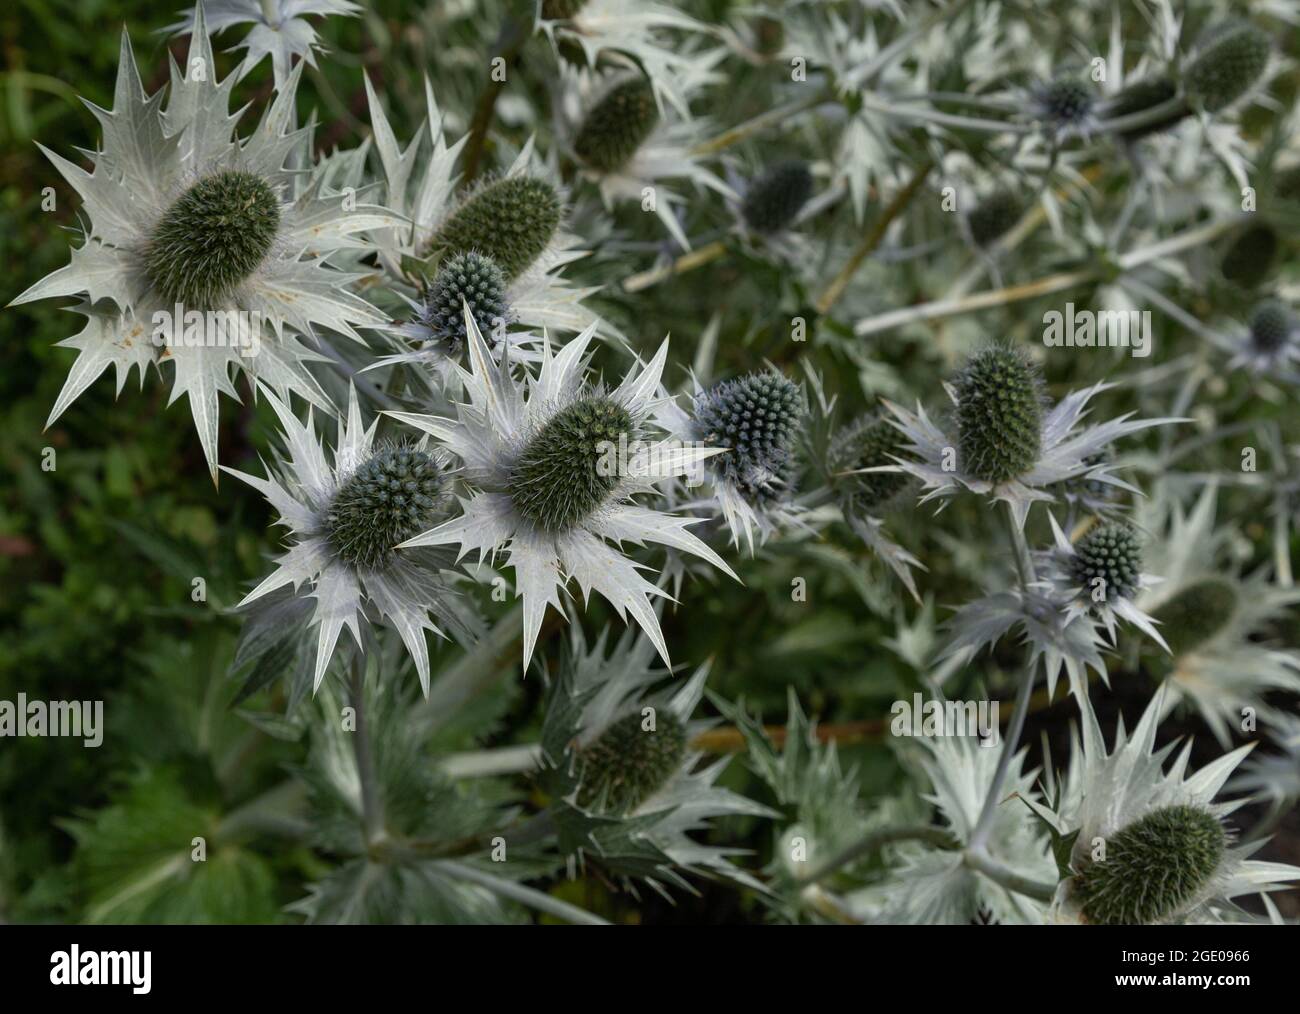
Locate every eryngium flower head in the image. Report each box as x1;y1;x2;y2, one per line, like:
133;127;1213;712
1149;577;1239;657
1221;224;1279;288
576;710;688;812
954;345;1044;485
1184;21;1271;112
1035;78;1094;128
326;447;444;570
741;160;814;234
695;370;804;506
1107;76;1188;140
389;319;736;668
419;251;510;352
1248;299;1292;355
1069;522;1142;604
429;175;562;279
145;170;281;306
966;189;1023;247
828;415;910;511
1075;805;1226;925
510;396;634;532
573;77;659;173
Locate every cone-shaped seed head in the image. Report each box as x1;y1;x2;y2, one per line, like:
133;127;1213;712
1038;78;1094;126
1150;578;1239;656
327;448;444;569
742;160;814;234
431;176;562;280
1076;804;1226;925
574;77;660;173
577;710;688;813
421;251;509;352
146;170;281;307
1069;522;1142;603
967;189;1024;247
696;371;804;504
828;415;910;510
954;345;1044;485
1185;21;1271;112
1221;224;1279;288
510;396;633;532
1248;299;1291;354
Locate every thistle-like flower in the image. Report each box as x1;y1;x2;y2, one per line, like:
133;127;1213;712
539;625;773;893
1229;298;1300;378
362;82;601;358
1037;515;1169;652
389;315;737;668
1130;485;1300;746
12;12;396;476
1025;689;1300;924
882;345;1181;528
1031;77;1098;138
1183;20;1272;114
536;0;718;118
964;188;1024;248
555;63;734;250
166;0;360;86
656;367;807;553
224;386;477;692
740;160;815;236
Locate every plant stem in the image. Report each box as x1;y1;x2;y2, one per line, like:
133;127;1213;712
462;13;530;182
963;847;1056;902
857;93;1030;135
797;825;959;886
967;503;1039;853
621;240;728;293
435;859;609;925
440;743;544;778
350;654;385;845
816;160;934;314
692;89;834;156
1095;95;1190;137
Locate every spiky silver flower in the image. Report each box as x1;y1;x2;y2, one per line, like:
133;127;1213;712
224;386;476;692
555;62;734;250
1037;514;1169;653
541;625;773;893
1131;485;1300;746
388;314;736;668
1024;689;1300;924
882;346;1182;529
11;11;397;476
166;0;360;86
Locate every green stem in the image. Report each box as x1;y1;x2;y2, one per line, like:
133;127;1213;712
796;825;959;886
350;654;385;845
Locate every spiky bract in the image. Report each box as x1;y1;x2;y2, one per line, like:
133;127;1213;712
145;170;281;307
1075;805;1226;924
509;396;634;532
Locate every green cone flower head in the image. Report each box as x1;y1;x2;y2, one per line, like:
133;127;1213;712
953;345;1044;485
967;188;1023;247
742;160;814;234
573;77;660;173
510;396;635;532
1248;299;1292;354
1069;522;1142;603
145;169;281;307
1036;78;1094;128
1109;76;1188;140
1185;21;1271;112
420;251;510;352
696;371;804;505
1076;804;1226;924
430;176;562;279
326;447;444;570
1221;224;1279;288
577;710;688;813
1150;578;1239;657
828;415;910;511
